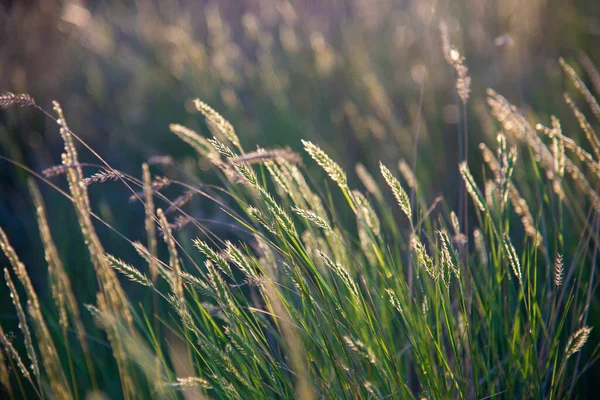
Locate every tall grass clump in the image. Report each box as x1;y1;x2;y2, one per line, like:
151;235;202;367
1;56;599;400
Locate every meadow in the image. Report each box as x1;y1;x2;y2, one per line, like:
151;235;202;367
0;1;599;399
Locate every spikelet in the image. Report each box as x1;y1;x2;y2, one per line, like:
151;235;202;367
292;207;332;232
302;140;347;189
0;325;33;386
386;288;404;315
193;239;234;279
169;123;216;159
578;52;600;96
458;162;486;212
53;101;133;331
412;236;437;280
105;254;152;286
204;261;236;311
0;348;10;393
480;143;544;247
358;225;377;266
473;229;488;266
43;164;75;178
502;234;522;285
486;89;531;140
565;326;592;358
2;267;41;388
343;336;377;364
549;117;566;177
4;267;71;399
351;190;380;235
554;254;564;287
165;190;195;214
440;22;471;104
163;377;211;389
129;176;171;203
564;158;600;213
450;211;460;236
0;92;36;109
559;58;600;123
287;163;329;219
439;229;460;283
142;164;158;282
256;188;297;237
230;147;301;165
81;169;124;186
194;99;241;151
380;163;411;220
224;241;258;280
147;155;173;165
398;159;417;189
157;209;185;311
356;163;382;198
264;159;299;204
563;93;600;160
3;213;75;397
495;133;518;207
246;206;278;235
28;180;92;371
317;250;360;303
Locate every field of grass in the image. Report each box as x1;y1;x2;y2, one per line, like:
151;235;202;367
1;1;599;399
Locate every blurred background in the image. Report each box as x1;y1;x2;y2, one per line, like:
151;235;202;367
1;0;599;392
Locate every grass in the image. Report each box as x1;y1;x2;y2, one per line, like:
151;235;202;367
0;53;599;398
1;2;600;397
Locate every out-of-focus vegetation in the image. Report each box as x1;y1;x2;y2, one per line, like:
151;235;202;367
1;0;600;398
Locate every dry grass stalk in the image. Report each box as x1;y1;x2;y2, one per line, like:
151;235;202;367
0;349;11;393
473;229;488;266
157;209;185;314
559;58;600;123
82;169;124;186
577;52;600;96
165;190;195;214
0;324;33;387
163;377;211;389
440;23;471;104
352;190;381;236
142;164;159;282
1;227;71;397
0;92;36;109
169;123;216;160
230;147;301;165
356;163;382;198
3;267;71;399
1;267;41;389
563;93;600;160
398;160;417;189
28;182;89;350
129;176;171;203
53;101;133;332
42;164;85;178
554;254;564;287
147;155;174;165
564;158;600;213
